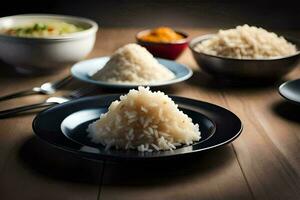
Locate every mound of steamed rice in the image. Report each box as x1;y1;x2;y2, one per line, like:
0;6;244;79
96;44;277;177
87;87;201;152
195;24;297;59
92;43;175;84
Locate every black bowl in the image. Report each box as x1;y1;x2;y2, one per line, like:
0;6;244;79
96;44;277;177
189;34;300;81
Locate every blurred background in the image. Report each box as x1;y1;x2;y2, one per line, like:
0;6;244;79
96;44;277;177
1;0;299;29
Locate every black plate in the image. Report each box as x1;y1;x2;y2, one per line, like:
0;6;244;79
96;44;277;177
32;95;242;161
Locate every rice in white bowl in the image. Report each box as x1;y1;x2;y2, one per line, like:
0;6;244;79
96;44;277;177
195;24;297;59
87;87;201;152
92;43;175;84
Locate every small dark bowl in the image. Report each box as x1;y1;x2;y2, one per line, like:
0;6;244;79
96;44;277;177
136;29;189;60
189;34;300;81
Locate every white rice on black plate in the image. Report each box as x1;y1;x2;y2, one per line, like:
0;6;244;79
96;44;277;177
87;87;201;152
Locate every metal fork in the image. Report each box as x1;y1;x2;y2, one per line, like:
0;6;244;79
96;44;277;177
0;86;97;118
0;75;73;101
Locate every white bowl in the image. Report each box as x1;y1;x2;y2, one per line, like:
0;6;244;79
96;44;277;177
0;14;98;74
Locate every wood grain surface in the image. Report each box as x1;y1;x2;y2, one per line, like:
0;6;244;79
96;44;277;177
0;28;299;200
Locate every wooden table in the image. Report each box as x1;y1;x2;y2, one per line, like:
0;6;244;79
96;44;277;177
0;28;299;200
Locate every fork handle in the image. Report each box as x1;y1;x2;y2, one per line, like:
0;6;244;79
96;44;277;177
0;102;58;118
0;89;40;102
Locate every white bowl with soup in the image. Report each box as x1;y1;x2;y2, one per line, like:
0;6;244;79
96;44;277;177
0;14;98;74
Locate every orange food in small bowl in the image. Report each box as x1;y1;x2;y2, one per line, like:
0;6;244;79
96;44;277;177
136;27;188;60
139;27;185;43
